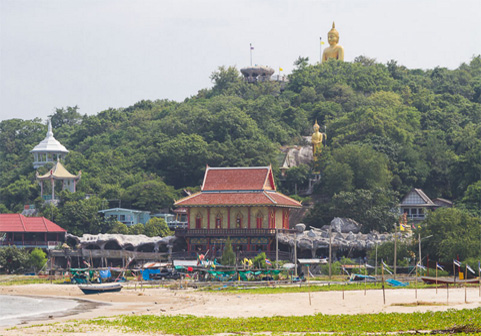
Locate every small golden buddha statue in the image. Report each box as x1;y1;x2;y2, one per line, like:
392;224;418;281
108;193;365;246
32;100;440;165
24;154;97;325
311;120;327;162
322;22;344;62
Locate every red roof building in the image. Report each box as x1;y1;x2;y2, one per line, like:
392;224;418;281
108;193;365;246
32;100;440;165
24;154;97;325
0;214;66;249
174;166;301;257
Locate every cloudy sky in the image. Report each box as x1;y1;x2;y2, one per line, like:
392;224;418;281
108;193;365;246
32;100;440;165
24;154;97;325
1;0;480;122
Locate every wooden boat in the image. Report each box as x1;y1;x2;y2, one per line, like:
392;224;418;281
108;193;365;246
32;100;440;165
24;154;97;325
78;282;123;294
420;276;479;285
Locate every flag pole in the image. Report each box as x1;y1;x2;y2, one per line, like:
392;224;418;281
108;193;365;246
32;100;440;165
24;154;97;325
436;261;438;294
478;261;481;297
250;43;253;66
320;37;322;63
381;259;385;304
394;220;397;279
465;264;468;303
415;259;418;300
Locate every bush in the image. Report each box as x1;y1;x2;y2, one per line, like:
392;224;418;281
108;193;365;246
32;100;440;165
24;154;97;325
0;246;30;274
29;248;47;272
221;237;235;266
252;252;268;269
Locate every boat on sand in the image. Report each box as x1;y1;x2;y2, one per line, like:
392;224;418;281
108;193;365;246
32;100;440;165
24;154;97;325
78;282;122;294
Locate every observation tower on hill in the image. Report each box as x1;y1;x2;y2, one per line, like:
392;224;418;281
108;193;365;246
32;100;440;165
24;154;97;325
30;119;69;169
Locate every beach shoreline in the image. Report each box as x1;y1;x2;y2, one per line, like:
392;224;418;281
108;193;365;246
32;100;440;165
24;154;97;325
1;283;480;335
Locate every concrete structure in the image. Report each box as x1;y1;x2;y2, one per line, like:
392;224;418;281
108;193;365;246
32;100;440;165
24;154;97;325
240;66;275;83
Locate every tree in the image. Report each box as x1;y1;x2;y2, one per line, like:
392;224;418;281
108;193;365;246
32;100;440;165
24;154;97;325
323;145;391;196
367;241;414;266
209;66;242;96
252;252;268;269
129;224;145;235
419;208;481;262
109;222;129;235
124;179;177;212
221;238;235;266
29;248;47;272
330;188;400;233
144;217;172;237
54;192;106;236
0;246;30;274
282;164;311;195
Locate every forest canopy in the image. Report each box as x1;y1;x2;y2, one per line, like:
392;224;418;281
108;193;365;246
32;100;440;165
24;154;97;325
1;56;480;234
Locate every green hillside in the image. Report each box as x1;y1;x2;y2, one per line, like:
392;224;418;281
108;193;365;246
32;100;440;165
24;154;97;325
1;56;480;237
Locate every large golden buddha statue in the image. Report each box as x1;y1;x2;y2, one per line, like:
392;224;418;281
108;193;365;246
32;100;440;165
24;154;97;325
311;120;327;163
322;22;344;63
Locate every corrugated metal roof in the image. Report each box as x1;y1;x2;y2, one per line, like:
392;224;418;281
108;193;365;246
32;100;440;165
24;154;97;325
0;214;67;233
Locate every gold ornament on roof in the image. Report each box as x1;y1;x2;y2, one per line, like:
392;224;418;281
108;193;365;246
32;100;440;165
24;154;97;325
322;22;344;62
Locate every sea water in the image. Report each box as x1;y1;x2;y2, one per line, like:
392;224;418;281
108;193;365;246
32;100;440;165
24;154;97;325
0;295;79;326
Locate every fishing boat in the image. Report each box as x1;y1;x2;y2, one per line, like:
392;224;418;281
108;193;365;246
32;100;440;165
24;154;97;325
78;282;123;294
420;276;479;285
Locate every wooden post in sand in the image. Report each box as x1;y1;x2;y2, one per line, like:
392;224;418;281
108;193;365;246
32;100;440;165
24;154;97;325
415;259;418;300
307;265;311;306
381;261;385;305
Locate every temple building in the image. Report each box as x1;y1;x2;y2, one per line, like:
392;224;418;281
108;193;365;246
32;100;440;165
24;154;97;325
30;119;69;169
36;160;81;203
0;214;66;249
174;166;302;258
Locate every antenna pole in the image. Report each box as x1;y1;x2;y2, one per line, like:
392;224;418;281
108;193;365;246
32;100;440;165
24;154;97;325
250;43;253;66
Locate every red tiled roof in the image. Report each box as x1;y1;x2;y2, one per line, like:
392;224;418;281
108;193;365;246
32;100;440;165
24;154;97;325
202;166;275;191
0;214;67;233
175;191;302;208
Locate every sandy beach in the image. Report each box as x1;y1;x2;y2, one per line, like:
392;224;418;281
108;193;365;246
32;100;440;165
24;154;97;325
1;283;480;335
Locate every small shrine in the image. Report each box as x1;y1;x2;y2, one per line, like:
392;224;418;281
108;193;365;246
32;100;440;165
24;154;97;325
36;160;81;203
30;119;69;169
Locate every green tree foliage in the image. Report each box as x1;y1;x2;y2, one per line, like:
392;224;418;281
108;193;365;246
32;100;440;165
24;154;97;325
1;56;481;239
0;246;30;274
144;217;173;237
221;238;236;266
419;208;481;262
367;241;414;266
124;180;177;212
129;223;145;235
109;222;129;234
29;248;47;272
51;192;107;236
252;252;268;269
322;145;391;196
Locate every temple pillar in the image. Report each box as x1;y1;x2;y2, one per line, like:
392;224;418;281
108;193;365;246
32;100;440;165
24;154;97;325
207;208;211;229
51;178;55;200
248;207;251;229
227;208;231;229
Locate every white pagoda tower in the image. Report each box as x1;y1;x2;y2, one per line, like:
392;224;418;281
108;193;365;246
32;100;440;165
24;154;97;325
30;119;69;169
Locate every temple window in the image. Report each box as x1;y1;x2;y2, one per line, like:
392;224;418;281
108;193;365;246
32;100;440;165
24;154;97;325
256;213;263;229
236;213;242;228
195;213;202;229
215;214;222;229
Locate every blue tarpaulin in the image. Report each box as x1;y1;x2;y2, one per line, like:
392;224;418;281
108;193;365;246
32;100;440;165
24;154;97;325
142;269;160;280
99;270;111;279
